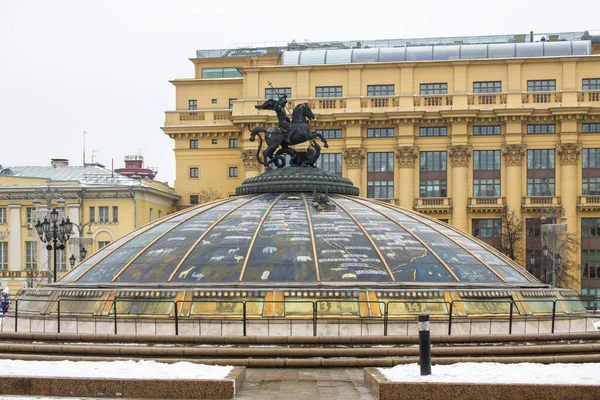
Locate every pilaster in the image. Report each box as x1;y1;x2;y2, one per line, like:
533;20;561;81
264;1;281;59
395;146;418;209
449;145;472;232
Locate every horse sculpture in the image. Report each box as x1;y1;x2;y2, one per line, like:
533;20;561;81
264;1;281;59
249;100;328;169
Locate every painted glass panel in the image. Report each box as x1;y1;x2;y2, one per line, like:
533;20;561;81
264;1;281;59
337;197;456;282
243;194;316;282
173;195;276;283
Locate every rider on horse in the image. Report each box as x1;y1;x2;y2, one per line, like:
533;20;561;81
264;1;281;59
275;94;292;142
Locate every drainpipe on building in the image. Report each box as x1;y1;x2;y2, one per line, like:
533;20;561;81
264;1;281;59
129;187;137;229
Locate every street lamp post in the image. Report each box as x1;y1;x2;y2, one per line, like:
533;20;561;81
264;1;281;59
543;244;549;284
34;209;73;283
33;187;67;283
540;207;567;287
529;253;536;275
69;246;88;269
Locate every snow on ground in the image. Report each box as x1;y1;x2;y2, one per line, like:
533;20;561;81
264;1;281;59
379;363;600;385
0;359;232;380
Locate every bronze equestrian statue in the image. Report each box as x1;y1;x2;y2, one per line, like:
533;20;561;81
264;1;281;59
249;95;328;169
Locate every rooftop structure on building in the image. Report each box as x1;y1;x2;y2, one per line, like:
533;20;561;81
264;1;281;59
196;30;600;60
114;155;158;181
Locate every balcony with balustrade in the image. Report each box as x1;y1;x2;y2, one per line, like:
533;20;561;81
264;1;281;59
467;197;506;213
577;195;600;211
414;197;453;213
521;196;561;211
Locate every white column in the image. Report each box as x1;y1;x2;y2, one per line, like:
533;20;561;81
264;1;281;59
8;205;21;272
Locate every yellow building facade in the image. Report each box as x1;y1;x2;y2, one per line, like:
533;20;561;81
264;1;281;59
0;161;179;292
163;32;600;300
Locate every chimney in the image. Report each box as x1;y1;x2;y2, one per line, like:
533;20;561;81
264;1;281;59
50;159;69;168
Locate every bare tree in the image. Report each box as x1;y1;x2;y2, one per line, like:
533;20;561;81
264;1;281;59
197;188;222;204
555;232;580;289
500;208;523;262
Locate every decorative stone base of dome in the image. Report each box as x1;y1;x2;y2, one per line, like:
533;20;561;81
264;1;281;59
236;167;359;196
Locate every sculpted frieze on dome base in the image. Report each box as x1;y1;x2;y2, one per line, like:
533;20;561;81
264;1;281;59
501;144;527;166
241;150;261;171
556;143;582;165
342;147;367;169
394;146;419;168
448;145;472;167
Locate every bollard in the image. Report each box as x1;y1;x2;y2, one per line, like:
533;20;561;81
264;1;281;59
418;314;431;376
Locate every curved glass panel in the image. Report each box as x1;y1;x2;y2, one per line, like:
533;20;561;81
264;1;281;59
337;197;456;282
75;202;223;283
115;197;255;283
572;40;591;55
406;46;433;61
488;43;515;58
543;41;572;57
460;44;488;59
379;47;405;62
243;194;317;283
352;48;380;63
326;49;352;64
433;45;460;60
404;213;532;283
308;195;390;282
516;42;544;58
282;51;301;65
299;50;326;65
173;195;275;283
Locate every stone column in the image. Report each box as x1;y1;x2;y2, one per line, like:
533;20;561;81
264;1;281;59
501;144;526;221
241;150;261;179
556;143;582;291
8;205;21;272
448;145;472;232
342;147;366;195
394;146;418;209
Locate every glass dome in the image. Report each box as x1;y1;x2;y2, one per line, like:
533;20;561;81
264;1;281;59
61;193;537;288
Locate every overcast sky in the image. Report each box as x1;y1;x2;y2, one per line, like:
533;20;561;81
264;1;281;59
1;0;599;186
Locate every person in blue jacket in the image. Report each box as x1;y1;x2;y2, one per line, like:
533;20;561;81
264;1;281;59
1;288;11;315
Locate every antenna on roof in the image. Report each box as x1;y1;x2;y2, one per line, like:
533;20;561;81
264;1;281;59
91;150;98;164
83;131;89;166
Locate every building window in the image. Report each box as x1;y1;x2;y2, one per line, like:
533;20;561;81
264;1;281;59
367;85;394;96
0;208;5;224
190;167;199;178
26;207;35;224
527;80;556;92
112;206;118;223
211;99;217;104
473;126;501;136
188;100;197;110
265;88;292;99
583;149;600;195
158;210;162;218
581;219;600;300
316;86;342;98
367;128;394;138
190;140;198;149
190;195;199;205
149;208;154;221
527;124;555;134
229;167;239;177
472;219;502;250
583;123;600;133
201;67;242;79
56;250;66;271
0;242;7;270
229;139;238;148
98;241;111;249
473;150;501;197
212;139;218;144
99;206;109;223
420;127;447;137
229;98;237;109
525;218;545;280
25;241;37;270
527;149;555;196
316;153;342;177
89;207;95;223
315;129;342;139
367;152;394;199
420;83;447;94
473;81;501;93
583;79;600;91
420;151;447;197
